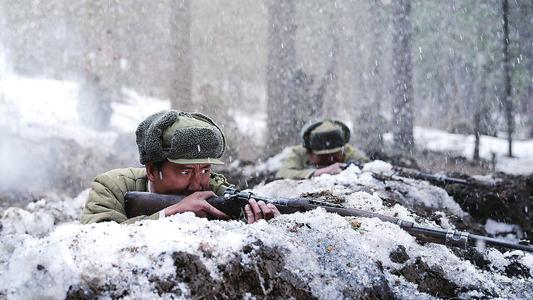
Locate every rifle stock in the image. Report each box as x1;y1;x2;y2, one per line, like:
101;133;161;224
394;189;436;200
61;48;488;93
124;188;533;253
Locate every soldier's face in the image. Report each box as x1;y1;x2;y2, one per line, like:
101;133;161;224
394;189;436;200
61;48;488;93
148;162;211;195
308;150;344;167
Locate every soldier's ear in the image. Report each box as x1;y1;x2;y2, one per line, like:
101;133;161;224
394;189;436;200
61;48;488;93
145;163;158;182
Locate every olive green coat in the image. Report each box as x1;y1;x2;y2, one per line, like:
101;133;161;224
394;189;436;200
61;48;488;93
80;168;231;224
275;145;369;180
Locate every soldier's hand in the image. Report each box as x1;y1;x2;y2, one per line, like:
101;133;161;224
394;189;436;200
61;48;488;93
313;162;346;177
244;198;281;224
164;191;230;220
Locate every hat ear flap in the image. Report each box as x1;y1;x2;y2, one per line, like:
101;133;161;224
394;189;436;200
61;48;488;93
136;111;165;164
137;110;177;164
333;120;351;144
301;120;323;149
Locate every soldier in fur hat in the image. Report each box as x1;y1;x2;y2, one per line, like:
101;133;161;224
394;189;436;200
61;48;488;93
81;110;279;224
276;120;369;180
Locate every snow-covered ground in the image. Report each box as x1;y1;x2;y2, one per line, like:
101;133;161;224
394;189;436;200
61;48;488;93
385;127;533;175
2;68;532;175
0;76;169;148
1;168;532;299
1;64;533;299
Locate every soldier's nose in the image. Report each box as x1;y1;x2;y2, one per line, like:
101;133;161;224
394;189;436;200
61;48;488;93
187;172;203;192
188;180;201;191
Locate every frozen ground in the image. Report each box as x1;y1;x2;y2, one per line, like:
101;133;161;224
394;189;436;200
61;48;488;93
1;167;532;299
1;66;533;299
2;73;533;175
385;127;533;175
0;76;169;148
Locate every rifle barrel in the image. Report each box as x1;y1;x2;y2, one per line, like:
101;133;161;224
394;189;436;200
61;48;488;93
124;190;533;252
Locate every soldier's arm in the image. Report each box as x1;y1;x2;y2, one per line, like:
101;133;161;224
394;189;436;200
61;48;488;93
275;150;315;180
80;176;160;224
345;146;370;163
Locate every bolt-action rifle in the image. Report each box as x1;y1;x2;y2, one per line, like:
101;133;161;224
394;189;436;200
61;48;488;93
345;161;469;185
124;188;532;253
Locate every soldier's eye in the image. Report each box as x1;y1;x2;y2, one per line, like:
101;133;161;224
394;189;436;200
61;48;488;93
201;168;210;174
180;171;191;176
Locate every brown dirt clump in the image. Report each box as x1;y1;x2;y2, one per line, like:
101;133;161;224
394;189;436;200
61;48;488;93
442;173;533;239
66;241;315;299
394;257;459;298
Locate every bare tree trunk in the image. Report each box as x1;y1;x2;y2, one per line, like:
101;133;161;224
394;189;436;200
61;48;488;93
392;0;414;153
78;1;114;130
502;0;514;157
473;71;487;162
316;6;339;118
266;0;297;156
473;112;481;161
169;0;192;111
359;0;385;157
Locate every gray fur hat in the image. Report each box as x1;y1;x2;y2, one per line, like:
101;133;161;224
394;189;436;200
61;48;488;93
136;110;226;165
301;120;350;154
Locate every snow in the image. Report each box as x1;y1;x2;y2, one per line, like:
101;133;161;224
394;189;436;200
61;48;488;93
110;88;170;132
485;219;521;236
231;147;293;178
1;176;532;299
1;69;533;299
2;67;532;176
362;160;394;175
0;190;87;237
0;74;169;148
384;127;533;175
230;111;267;146
484;218;523;242
0;76;117;147
254;165;464;220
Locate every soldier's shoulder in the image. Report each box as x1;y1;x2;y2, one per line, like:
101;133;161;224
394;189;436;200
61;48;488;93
290;145;307;155
93;167;147;183
210;171;229;183
209;172;233;195
345;144;363;153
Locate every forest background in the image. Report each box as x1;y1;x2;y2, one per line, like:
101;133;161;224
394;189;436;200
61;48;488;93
0;0;532;196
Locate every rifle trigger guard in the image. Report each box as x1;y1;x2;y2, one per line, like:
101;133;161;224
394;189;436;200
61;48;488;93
445;229;469;249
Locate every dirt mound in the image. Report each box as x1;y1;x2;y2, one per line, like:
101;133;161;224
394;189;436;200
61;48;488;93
66;241;317;299
370;151;532;239
443;173;533;239
393;257;460;298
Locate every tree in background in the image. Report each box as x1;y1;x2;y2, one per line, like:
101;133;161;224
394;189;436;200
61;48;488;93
266;0;297;156
169;0;192;111
77;1;120;130
318;3;339;119
392;0;414;153
354;0;387;157
196;83;244;161
1;0;532;163
473;64;490;161
502;0;514;157
513;1;533;137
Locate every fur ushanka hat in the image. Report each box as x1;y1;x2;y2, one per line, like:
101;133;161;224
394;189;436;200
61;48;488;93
135;110;226;165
